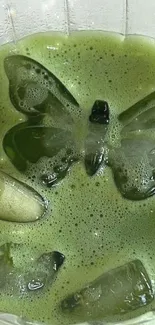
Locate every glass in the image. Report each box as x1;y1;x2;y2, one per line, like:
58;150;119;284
0;0;155;324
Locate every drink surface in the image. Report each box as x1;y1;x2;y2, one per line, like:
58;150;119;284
0;31;155;324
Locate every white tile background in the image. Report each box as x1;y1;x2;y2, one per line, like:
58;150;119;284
1;0;155;44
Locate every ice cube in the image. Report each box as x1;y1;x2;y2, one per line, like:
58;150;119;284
84;124;107;176
119;91;155;128
121;106;155;133
0;170;47;222
109;138;155;200
3;122;72;168
61;260;153;322
0;245;65;295
89;100;110;125
115;90;155;200
4;55;79;117
26;251;65;292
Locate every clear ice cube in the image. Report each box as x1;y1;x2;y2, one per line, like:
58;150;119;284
61;260;153;322
0;170;47;222
112;91;155;200
4;55;79;117
119;91;155;128
3;122;73;170
109;138;155;200
0;244;65;295
23;251;65;293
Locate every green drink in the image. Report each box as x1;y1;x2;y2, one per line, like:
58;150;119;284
0;31;155;325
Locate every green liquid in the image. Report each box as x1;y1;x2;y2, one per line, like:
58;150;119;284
0;31;155;324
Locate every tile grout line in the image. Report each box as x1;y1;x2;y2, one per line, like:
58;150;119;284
125;0;129;36
5;0;17;45
64;0;70;36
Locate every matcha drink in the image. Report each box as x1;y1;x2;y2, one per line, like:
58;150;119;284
0;31;155;325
